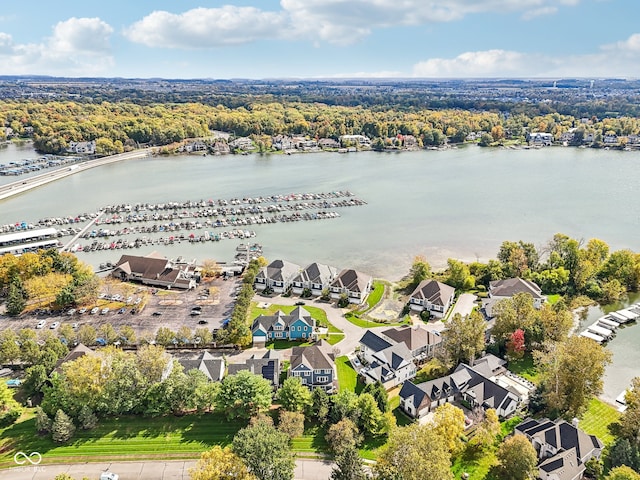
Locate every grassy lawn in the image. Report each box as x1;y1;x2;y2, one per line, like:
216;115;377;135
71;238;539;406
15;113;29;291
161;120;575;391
546;294;562;305
363;281;385;311
336;355;361;393
344;312;409;329
326;334;345;345
414;358;448;384
266;339;314;350
0;410;335;467
579;398;620;446
250;303;342;334
451;446;498;480
507;354;539;383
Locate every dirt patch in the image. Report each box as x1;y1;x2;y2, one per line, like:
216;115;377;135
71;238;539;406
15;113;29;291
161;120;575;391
368;298;404;322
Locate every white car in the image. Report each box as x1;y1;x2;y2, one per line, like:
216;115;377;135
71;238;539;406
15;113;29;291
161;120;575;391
36;320;47;329
90;307;99;314
100;308;110;315
50;322;60;329
100;473;119;480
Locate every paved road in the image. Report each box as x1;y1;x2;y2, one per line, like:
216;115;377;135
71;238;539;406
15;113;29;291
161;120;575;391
0;458;335;480
0;149;150;201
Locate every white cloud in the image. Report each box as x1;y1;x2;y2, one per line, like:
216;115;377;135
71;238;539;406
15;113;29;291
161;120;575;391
124;6;287;48
124;1;585;48
521;6;558;20
411;34;640;78
0;17;114;75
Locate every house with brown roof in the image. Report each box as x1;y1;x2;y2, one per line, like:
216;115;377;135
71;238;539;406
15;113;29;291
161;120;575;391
111;252;197;290
51;344;96;376
329;268;372;304
381;324;443;359
408;279;456;318
516;418;604;480
289;340;337;392
483;277;545;317
177;351;225;382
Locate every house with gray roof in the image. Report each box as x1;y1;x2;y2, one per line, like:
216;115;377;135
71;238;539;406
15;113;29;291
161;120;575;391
227;350;280;389
483;277;546;317
399;359;521;419
330;268;372;304
291;262;338;296
251;306;316;345
177;351;225;382
254;259;302;294
516;417;604;480
408;279;456;318
358;330;417;389
289;340;337;392
381;324;443;360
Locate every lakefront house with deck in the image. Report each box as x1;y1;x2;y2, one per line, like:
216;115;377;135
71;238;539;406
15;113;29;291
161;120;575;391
408;279;456;318
329;268;373;304
291;262;338;296
254;259;301;294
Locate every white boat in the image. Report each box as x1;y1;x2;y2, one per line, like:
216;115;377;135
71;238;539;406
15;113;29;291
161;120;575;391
616;309;639;322
608;311;630;323
597;317;620;329
580;331;605;343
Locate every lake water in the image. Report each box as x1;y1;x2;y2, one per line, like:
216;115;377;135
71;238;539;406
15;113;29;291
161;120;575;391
1;141;639;400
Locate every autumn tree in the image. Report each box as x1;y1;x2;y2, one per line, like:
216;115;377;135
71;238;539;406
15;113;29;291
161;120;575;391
432;403;465;455
277;410;305;439
326;418;362;456
606;466;640;480
442;311;486;365
408;256;431;288
232;421;295;480
492;292;539;348
534;336;612;418
506;329;526;360
374;423;454;480
200;259;222;279
190;446;256;480
494;434;538;480
470;409;500;450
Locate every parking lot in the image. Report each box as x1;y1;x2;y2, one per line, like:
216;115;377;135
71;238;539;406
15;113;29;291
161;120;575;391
0;275;243;340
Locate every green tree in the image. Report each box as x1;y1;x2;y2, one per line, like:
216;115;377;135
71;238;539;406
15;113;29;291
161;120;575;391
309;387;330;424
326;418;362;456
374;423;453;480
77;324;97;346
606;466;640;480
442;311;486;365
277;377;312;412
409;256;431;287
361;381;389;413
0;329;21;365
35;406;52;433
535;336;612;419
446;258;474;290
470;409;500;450
619;377;640;445
432;403;465;455
277;410;305;439
77;405;98;430
232;421;295;480
22;364;49;398
330;390;360;424
331;445;368;480
494;434;538;480
216;371;273;420
6;281;26;316
357;393;390;437
51;409;76;443
492;293;539;347
190;446;256;480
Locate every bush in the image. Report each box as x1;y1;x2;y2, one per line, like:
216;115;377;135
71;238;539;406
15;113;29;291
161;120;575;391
419;310;431;322
0;407;22;426
78;405;98;430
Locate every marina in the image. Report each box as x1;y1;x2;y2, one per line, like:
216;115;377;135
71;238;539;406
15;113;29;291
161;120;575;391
579;303;640;344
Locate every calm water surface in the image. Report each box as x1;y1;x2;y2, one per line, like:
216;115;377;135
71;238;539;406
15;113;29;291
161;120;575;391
1;143;639;400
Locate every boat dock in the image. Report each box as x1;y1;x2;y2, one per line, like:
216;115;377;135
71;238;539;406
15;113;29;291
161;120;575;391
580;303;639;344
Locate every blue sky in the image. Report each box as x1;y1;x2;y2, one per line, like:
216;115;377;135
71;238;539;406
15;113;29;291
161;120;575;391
1;0;639;79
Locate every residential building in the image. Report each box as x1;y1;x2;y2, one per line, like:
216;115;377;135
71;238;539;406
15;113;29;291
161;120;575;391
227;350;281;389
408;279;455;318
483;277;545;317
254;259;301;293
399;357;522;419
251;306;316;345
358;330;416;389
229;137;254;151
330;268;372;304
211;141;230;155
318;138;340;149
111;252;197;289
289;340;337;392
177;351;225;382
381;324;443;360
291;262;338;296
339;134;371;147
527;132;554;146
51;344;96;376
67;140;96;155
604;133;619;144
516;418;604;480
272;135;295;151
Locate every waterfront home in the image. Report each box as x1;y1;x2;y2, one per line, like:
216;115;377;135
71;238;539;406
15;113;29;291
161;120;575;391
291;262;338;296
516;418;603;480
358;330;416;389
329;268;372;304
399;357;522;419
289;340;337;392
381;324;443;360
229;137;254;151
272;135;295;151
483;277;545;317
67;140;96;155
318;138;340;149
339;134;372;147
251;306;316;345
227;350;281;389
604;133;619;145
211;141;230;154
111;251;197;290
527;132;553;146
254;259;301;294
408;279;455;318
177;351;225;382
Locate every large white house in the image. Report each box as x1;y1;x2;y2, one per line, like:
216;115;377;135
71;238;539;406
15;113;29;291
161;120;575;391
254;259;301;294
408;279;455;318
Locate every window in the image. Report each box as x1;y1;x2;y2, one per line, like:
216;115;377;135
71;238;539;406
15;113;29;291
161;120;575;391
303;371;310;376
317;376;328;383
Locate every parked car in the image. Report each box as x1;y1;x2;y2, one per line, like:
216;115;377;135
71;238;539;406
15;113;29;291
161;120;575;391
78;308;87;314
36;320;47;329
50;321;60;329
294;301;306;306
72;323;79;329
66;308;76;315
190;310;202;316
100;471;119;480
90;307;99;315
152;311;162;316
100;308;109;315
197;319;209;325
191;305;202;311
118;307;126;314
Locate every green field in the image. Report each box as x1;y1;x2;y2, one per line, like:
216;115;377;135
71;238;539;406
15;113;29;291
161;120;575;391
507;354;539;383
364;281;385;311
579;398;620;446
0;410;335;467
336;355;360;393
451;446;498;480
